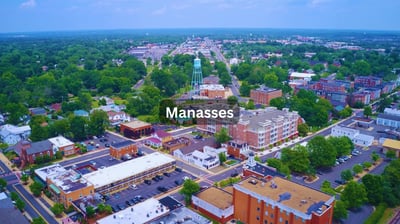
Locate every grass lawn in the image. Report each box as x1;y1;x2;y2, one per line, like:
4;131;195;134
377;207;396;224
225;160;237;166
91;100;99;108
114;99;128;105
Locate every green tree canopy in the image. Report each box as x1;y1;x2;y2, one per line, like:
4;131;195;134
281;145;310;174
214;127;231;144
361;174;384;205
341;169;353;182
179;179;200;205
307;136;337;168
333;200;348;220
50;203;65;217
341;181;368;209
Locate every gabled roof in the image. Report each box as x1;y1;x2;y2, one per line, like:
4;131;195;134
27;140;52;155
154;130;171;138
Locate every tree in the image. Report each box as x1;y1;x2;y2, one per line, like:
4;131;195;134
341;169;353;182
363;106;372;118
86;205;95;218
51;203;64;217
15;198;25;211
0;178;6;191
31;217;46;224
281;145;310;173
361;174;384;205
362;161;372;170
69;115;87;141
307;136;337;168
342;181;368;209
88;110;109;136
10;192;19;201
218;152;227;165
353;164;363;176
371;152;380;164
227;96;238;106
29;181;43;197
266;158;282;170
55;151;63;160
333;200;348;220
21;174;29;185
104;205;112;214
320;180;336;195
269;97;286;110
327;136;353;157
297;123;309;137
214;128;231;144
246;99;255;110
179;179;200;205
386;150;396;160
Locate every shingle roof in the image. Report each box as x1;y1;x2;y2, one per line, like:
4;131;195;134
26;140;52;155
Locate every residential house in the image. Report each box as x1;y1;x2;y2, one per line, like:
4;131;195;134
0;124;31;145
188;146;227;170
73;110;89;117
107;111;130;126
152;130;173;143
30;107;47;116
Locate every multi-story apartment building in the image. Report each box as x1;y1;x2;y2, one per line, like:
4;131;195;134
354;76;382;88
250;86;282;106
233;176;335;224
198;108;301;150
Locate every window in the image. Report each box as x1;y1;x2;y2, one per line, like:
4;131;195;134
270;214;274;218
257;207;260;211
256;216;260;221
279;217;282;222
264;221;268;224
265;211;268;216
285;221;288;224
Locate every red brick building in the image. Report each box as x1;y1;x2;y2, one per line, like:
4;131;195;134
120;120;152;139
354;76;382;88
12;140;54;167
250;86;282;106
233;176;335;224
109;140;137;159
199;84;225;99
198;108;301;150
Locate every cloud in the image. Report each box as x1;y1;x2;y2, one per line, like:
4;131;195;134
20;0;36;8
152;6;167;15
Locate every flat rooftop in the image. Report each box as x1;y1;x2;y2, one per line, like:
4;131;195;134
235;177;333;216
83;152;175;189
34;164;67;182
96;198;169;224
149;207;211;224
121;120;151;129
383;139;400;150
110;140;136;149
200;84;225;91
48;136;74;148
290;72;316;78
195;187;232;210
253;85;280;93
48;169;92;193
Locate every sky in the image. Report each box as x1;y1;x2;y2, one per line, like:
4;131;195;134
1;0;399;33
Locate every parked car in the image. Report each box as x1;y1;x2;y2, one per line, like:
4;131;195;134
157;186;168;192
175;167;182;172
175;179;183;185
335;179;346;185
231;172;239;177
163;172;171;177
126;200;132;206
152;177;160;182
112;206;119;212
194;135;203;140
144;179;152;185
117;204;125;210
156;175;163;180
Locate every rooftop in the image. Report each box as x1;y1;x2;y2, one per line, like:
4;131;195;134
83;152;175;189
253;85;280;93
96;198;169;224
48;136;74;148
383;139;400;150
110;140;136;149
0;124;31;135
377;113;400;121
195;187;232;210
290;72;316;78
48;169;92;193
26;140;53;155
163;137;191;147
154;130;171;138
121;120;151;129
0;193;29;224
149;207;211;224
245;162;284;178
35;164;67;182
239;107;300;131
159;196;183;211
200;84;225;91
235;177;334;216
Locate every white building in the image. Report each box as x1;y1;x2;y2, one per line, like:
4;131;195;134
96;198;169;224
107;111;131;126
177;146;227;170
384;108;400;116
48;136;75;156
377;108;400;128
331;126;374;147
0;124;31;145
289;72;316;81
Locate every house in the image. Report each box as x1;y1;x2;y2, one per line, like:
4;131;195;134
0;124;31;145
0;192;29;224
48;136;76;156
30;107;47;116
152;130;173;143
331;126;374;147
227;140;254;160
120;120;152;139
49;103;62;112
250;85;282;106
12;139;54;166
146;137;162;148
109;140;137;159
192;187;234;223
73;110;89;117
382;139;400;158
173;137;218;161
106;111;130;126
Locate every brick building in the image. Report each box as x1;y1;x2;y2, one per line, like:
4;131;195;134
354;76;382;88
199;84;225;99
198;108;301;150
250;86;282;106
109;140;137;159
120;120;152;139
12;139;54;166
162;137;191;153
233;176;335;224
48;136;75;156
192;187;234;223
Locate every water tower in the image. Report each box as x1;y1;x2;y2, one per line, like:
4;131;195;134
190;57;203;97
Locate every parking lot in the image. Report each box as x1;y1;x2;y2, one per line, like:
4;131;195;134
104;170;195;212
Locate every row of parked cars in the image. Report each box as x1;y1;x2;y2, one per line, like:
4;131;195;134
111;195;144;212
335;149;362;165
